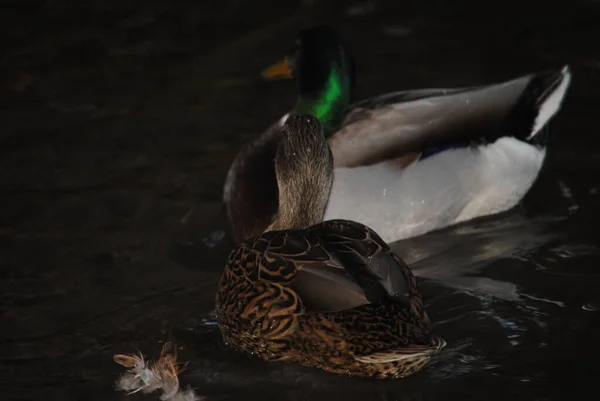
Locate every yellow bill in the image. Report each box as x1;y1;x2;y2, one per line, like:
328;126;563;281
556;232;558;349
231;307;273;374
261;58;293;80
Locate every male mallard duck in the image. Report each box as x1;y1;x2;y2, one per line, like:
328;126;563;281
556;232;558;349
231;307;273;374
216;115;445;379
223;26;572;244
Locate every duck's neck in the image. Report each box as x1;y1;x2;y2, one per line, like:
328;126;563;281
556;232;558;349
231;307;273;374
268;180;330;231
267;115;334;232
293;68;350;137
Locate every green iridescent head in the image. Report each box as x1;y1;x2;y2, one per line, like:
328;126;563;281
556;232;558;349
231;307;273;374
263;26;356;137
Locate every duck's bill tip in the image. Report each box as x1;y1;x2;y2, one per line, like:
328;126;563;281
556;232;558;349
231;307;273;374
261;58;293;80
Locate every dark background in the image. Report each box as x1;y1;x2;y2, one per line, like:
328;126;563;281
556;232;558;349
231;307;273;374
1;1;599;400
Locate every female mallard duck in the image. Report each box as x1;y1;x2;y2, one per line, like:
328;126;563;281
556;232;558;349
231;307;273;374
223;26;572;244
216;115;445;379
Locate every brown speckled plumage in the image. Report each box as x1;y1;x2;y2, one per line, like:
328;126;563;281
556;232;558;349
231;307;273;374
216;115;445;378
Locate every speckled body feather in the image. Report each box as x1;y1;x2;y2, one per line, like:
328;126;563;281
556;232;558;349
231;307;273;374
215;219;445;378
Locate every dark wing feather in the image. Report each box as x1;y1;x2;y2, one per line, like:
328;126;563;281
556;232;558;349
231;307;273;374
314;219;412;305
257;220;412;313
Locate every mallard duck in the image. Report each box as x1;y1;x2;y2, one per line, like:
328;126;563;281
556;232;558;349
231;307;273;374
216;115;445;379
223;26;572;244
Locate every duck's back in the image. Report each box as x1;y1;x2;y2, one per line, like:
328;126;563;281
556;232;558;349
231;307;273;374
233;219;416;311
216;219;444;378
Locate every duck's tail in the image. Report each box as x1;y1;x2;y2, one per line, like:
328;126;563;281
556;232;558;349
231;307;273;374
512;65;572;147
354;335;447;365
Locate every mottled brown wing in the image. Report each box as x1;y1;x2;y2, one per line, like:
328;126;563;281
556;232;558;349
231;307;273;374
248;221;413;313
242;230;364;309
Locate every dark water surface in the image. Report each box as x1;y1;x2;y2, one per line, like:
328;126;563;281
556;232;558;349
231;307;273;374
2;1;600;400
